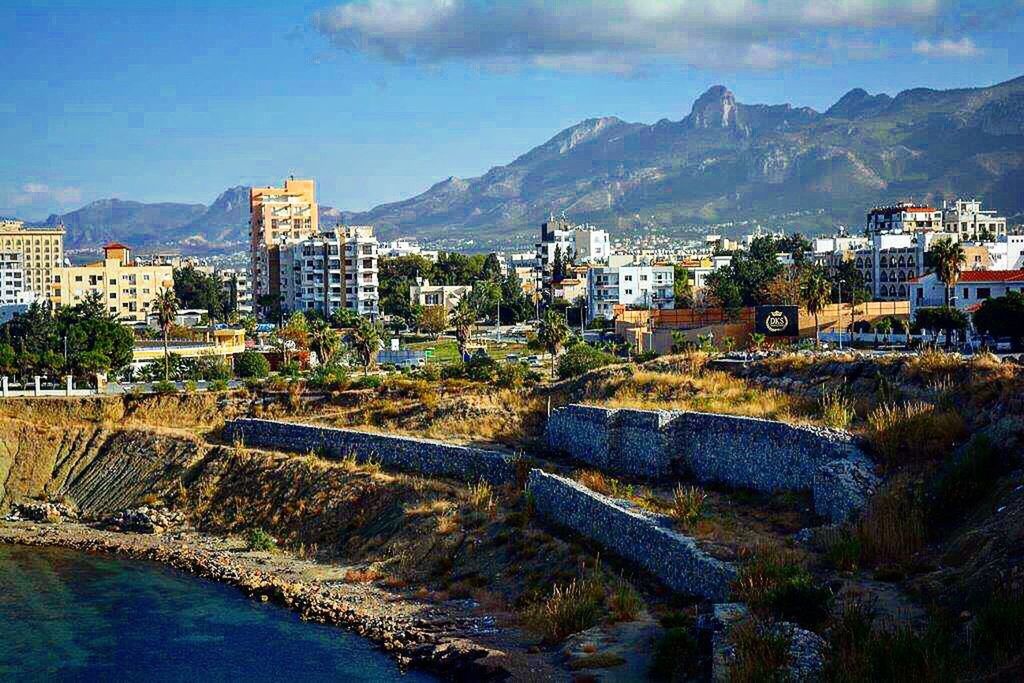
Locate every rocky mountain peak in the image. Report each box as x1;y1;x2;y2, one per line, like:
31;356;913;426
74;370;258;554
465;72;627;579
687;85;742;130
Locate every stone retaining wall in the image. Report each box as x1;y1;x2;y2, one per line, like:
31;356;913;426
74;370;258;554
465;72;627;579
545;405;878;522
223;419;517;485
527;469;735;600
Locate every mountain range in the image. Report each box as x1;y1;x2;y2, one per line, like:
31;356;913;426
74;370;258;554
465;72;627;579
39;75;1024;250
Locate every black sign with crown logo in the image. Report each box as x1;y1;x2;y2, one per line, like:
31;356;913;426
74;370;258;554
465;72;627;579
756;305;799;336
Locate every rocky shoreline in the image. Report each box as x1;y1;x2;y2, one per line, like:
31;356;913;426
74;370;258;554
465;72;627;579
0;521;560;682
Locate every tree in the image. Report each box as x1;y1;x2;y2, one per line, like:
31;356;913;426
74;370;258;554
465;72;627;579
499;270;533;323
308;320;341;366
929;237;967;307
450;298;476;360
705;236;784;312
673;264;695;309
914;307;968;348
776;233;813;264
235;351;270;379
557;342;617;379
277;311;309;365
537;308;570;377
800;267;831;348
764;267;804;305
173;265;228;321
418;305;448;338
350;317;382;375
974;292;1024;348
552;244;564;282
480;252;503;281
466;280;502;320
153;287;180;381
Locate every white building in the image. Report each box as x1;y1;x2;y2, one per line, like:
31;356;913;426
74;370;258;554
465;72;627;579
0;252;35;306
909;269;1024;316
380;239;438;262
942;199;1007;239
866;203;942;235
979;235;1024;270
587;265;674;321
535;217;610;273
408;278;472;312
279;226;379;317
218;268;252;314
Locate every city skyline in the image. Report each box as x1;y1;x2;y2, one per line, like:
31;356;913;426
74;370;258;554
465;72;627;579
2;0;1023;220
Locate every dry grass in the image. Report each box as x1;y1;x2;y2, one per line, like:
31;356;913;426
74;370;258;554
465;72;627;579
819;385;855;429
587;369;810;422
727;618;793;683
466;480;496;514
866;401;966;468
404;499;456;517
343;566;382;583
435;509;461;535
669;484;707;528
521;573;607;644
855;478;925;570
607;576;644;622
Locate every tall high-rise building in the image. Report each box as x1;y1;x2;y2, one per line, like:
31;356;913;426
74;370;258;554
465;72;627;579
0;219;65;298
249;178;319;312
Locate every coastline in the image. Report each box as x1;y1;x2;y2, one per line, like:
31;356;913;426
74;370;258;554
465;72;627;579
0;521;560;682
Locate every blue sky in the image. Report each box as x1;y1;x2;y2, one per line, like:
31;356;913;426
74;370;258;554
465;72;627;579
2;0;1023;220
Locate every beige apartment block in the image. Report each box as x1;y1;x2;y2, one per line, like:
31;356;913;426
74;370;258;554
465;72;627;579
0;219;64;298
250;178;319;305
50;243;173;324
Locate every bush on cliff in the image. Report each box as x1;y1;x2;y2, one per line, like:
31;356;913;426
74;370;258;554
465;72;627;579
245;527;276;552
557;343;617;379
235;351;270;379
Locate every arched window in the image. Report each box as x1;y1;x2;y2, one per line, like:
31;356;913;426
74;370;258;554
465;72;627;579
898;285;907;297
880;271;888;282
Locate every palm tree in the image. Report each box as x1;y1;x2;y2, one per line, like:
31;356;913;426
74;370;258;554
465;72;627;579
350;317;381;375
450;298;476;361
800;268;831;348
309;320;340;367
537;308;570;377
153;288;179;381
929;237;967;307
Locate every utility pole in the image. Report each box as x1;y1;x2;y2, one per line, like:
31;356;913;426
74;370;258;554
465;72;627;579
496;299;501;343
837;279;846;351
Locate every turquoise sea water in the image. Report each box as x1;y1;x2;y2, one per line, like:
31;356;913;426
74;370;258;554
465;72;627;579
0;544;434;682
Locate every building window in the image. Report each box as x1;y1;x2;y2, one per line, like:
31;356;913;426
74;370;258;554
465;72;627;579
976;287;991;300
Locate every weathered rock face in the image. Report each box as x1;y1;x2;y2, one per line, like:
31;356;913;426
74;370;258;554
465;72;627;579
102;507;185;534
0;422;204;516
545;404;879;523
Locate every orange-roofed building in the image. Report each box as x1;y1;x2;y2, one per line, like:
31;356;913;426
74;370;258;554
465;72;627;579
909;269;1024;316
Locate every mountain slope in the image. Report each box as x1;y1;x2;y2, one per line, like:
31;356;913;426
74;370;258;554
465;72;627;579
341;75;1024;240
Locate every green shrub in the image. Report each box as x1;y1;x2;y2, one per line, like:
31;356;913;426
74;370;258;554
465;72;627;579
245;527;276;552
972;591;1024;667
279;361;301;378
732;546;831;629
557;343;617;379
440;361;465;380
309;364;349;391
929;435;1007;523
495;361;529;388
825;600;959;682
464;350;498;381
415;363;441;381
522;574;606;643
820;527;862;572
607;576;644;622
151;380;177;394
650;627;699;681
235;351;270;379
208;379;229;392
183;379;198;393
351;375;382;390
728;618;792;683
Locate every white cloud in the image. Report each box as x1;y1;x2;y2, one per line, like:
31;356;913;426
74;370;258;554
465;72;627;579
912;37;982;58
7;183;82;208
313;0;946;73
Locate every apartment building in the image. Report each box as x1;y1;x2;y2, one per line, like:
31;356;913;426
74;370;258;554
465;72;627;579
942;199;1007;239
218;268;252;314
866;203;942;235
249;178;319;307
0;219;64;298
587;265;674;321
50;243;174;324
535;217;611;273
279;226;379;317
0;252;35;305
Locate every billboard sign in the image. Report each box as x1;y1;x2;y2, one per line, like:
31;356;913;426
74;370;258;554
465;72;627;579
755;305;799;337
